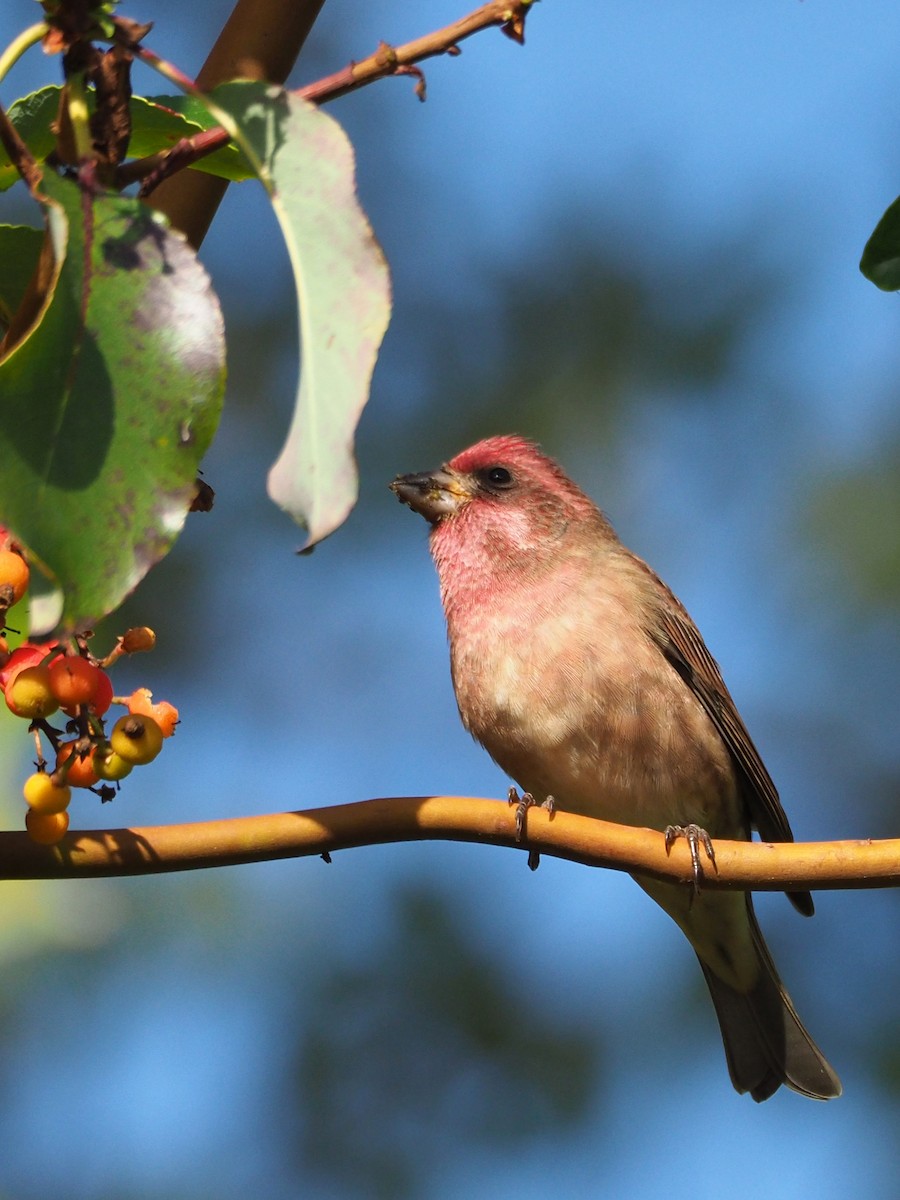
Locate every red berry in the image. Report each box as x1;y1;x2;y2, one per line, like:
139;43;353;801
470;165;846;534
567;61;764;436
48;656;102;708
56;741;100;788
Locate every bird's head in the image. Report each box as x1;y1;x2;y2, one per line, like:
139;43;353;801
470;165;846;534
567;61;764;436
391;434;598;529
391;435;610;593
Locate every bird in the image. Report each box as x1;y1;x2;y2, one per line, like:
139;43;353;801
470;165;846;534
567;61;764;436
390;433;840;1102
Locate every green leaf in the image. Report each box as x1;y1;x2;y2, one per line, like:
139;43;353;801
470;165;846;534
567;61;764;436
0;89;59;192
210;81;392;547
0;224;43;326
0;169;225;630
860;195;900;290
0;87;252;194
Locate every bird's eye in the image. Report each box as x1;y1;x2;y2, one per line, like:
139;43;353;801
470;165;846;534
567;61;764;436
479;465;515;490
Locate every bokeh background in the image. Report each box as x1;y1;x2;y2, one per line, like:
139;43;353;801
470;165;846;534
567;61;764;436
1;1;900;1196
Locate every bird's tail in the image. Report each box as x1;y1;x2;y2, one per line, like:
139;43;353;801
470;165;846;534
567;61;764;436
698;898;841;1102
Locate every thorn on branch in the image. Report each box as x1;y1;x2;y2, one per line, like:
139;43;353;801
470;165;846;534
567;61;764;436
501;6;529;45
395;65;427;102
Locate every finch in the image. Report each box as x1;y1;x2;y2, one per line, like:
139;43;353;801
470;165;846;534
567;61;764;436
391;434;840;1102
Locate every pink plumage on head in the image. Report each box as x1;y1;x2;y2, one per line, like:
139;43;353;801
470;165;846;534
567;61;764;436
448;434;541;475
447;435;599;521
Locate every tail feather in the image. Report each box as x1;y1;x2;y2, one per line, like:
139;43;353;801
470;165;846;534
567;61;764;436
699;899;841;1102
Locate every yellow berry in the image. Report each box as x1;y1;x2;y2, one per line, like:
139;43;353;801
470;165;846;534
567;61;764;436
6;663;59;719
23;771;71;814
94;748;133;781
110;714;164;764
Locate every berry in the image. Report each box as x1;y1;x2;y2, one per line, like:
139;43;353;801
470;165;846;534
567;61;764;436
0;643;51;691
57;741;100;788
0;548;29;604
121;626;156;653
49;656;104;708
25;808;70;845
23;771;71;814
94;747;133;781
6;663;59;719
126;688;179;737
110;713;164;764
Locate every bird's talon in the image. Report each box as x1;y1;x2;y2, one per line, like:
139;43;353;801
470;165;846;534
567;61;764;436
509;788;552;869
664;823;717;895
508;787;535;841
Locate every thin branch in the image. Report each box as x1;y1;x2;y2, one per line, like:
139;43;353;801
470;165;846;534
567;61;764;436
133;1;536;220
297;0;537;105
0;98;41;192
0;796;896;888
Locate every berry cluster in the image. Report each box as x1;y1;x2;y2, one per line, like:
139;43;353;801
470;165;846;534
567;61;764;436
0;530;178;845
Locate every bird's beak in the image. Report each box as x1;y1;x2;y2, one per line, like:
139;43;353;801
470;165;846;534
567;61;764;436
390;466;473;523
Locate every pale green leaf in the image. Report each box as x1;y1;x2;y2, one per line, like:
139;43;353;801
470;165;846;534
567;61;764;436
210;81;392;547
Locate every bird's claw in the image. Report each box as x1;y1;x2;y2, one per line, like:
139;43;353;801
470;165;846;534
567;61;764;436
664;823;717;899
508;788;555;871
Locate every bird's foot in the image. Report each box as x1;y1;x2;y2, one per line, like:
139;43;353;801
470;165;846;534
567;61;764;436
664;823;717;898
508;788;555;871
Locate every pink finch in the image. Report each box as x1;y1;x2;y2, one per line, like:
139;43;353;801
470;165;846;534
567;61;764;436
391;434;840;1102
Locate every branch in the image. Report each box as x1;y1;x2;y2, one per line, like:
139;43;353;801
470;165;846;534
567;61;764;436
136;1;536;225
297;0;537;105
0;796;897;888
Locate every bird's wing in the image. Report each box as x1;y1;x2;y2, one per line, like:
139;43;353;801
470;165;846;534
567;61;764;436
643;567;793;846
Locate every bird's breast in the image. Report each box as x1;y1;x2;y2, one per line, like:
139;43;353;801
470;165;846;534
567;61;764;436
446;568;739;835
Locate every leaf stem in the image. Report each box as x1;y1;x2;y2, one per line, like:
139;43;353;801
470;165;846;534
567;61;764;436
65;72;94;161
0;22;47;89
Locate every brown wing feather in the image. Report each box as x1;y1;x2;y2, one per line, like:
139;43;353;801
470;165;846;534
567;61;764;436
641;563;814;917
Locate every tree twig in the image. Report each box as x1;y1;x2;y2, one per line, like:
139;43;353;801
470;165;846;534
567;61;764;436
132;1;536;212
0;795;896;887
297;0;537;105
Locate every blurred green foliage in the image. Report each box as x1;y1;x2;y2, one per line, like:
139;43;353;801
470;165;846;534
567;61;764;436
807;443;900;609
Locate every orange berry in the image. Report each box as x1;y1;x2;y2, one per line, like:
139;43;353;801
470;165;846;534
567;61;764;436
121;627;156;653
126;688;179;737
56;741;100;788
0;549;29;603
25;808;70;845
49;656;103;708
6;663;59;719
23;771;71;814
110;713;164;764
